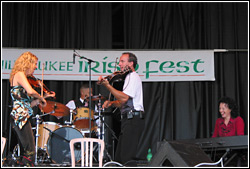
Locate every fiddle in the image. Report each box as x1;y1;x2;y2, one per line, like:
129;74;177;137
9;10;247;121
27;75;55;98
98;66;132;84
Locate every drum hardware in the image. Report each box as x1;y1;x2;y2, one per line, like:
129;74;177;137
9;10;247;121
32;101;70;165
33;114;42;165
64;109;75;125
32;113;52;165
86;95;106;102
95;94;116;161
99;116;118;160
96;94;105;140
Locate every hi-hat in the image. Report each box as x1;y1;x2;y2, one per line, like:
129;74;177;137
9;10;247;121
86;95;106;101
39;100;70;117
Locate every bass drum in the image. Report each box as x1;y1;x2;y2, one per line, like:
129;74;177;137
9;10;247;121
46;126;84;164
38;122;61;150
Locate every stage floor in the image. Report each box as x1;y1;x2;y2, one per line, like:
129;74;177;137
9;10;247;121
2;157;149;167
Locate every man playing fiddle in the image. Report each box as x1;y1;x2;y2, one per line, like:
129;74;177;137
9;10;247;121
98;52;145;164
9;52;55;165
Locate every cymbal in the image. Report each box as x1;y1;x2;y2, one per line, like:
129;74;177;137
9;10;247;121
40;100;70;117
86;95;106;101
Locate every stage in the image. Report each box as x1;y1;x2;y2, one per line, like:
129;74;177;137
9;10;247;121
2;137;248;168
2;156;149;167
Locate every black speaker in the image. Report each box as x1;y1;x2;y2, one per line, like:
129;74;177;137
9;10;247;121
148;140;214;167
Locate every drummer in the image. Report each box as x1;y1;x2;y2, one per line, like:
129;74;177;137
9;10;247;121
65;83;99;129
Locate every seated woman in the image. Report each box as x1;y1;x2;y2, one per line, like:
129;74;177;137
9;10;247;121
212;96;245;137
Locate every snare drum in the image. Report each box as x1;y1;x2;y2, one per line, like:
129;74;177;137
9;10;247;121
46;126;84;164
73;107;95;129
38;122;61;149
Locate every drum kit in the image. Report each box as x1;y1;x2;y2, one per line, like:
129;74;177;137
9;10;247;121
32;94;113;165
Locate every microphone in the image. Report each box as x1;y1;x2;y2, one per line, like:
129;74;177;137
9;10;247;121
73;52;76;64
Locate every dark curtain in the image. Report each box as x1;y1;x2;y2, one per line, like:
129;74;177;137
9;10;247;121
122;2;248;158
2;2;248;160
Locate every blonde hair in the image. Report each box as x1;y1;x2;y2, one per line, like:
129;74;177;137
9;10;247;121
9;51;38;84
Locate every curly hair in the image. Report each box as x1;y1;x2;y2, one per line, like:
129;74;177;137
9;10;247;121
218;96;239;118
9;52;38;84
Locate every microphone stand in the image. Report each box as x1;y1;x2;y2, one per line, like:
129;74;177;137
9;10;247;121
73;50;96;138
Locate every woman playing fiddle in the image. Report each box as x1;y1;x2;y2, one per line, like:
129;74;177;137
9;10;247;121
9;51;55;165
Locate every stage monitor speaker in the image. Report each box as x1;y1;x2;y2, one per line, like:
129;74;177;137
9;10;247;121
148;140;214;167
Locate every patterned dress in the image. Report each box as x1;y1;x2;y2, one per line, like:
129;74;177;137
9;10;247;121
10;86;33;129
